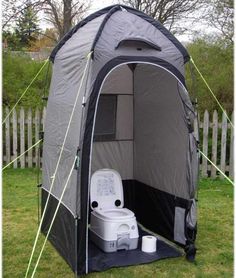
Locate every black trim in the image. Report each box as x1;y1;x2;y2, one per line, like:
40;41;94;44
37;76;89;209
115;38;162;51
100;56;185;85
90;5;121;58
49;4;190;63
127;7;190;63
79;56;188;274
49;6;113;62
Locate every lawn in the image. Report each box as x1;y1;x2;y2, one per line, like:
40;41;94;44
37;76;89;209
3;169;233;277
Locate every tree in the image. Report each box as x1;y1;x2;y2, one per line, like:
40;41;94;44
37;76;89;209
29;28;58;51
15;1;40;48
2;0;18;30
3;0;91;41
120;0;203;32
3;31;22;50
42;0;91;39
2;0;42;31
207;0;233;44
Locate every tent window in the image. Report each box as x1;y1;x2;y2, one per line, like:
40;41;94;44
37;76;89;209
94;95;117;141
115;38;162;51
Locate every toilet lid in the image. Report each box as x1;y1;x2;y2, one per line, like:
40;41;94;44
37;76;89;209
90;169;124;211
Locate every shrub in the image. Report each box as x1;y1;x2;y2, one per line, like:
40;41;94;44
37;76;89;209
3;52;51;109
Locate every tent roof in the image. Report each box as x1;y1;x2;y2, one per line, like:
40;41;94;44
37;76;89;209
50;4;190;63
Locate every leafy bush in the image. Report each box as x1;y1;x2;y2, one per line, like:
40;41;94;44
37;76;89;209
186;38;233;114
3;52;51;109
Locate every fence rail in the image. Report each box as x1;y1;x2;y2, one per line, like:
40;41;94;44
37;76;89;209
2;107;234;179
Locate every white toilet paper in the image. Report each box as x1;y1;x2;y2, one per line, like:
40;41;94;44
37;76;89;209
141;235;157;253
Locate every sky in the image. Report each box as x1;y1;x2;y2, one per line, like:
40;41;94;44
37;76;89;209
89;0;116;12
39;0;216;43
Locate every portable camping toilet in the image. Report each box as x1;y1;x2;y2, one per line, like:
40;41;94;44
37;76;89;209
41;4;199;275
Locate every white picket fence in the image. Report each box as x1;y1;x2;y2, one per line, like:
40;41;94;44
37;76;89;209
194;110;234;179
2;107;234;179
3;107;46;168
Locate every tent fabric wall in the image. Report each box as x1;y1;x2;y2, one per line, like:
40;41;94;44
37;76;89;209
41;4;198;275
133;64;191;199
91;63;195;199
42;14;107;216
94;10;185;75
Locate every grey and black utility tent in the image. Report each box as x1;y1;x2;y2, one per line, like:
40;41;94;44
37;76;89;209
41;4;199;275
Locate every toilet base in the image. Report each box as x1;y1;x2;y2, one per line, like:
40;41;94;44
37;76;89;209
90;229;139;253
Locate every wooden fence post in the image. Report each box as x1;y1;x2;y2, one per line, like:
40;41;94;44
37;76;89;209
42;106;46;131
12;109;18;168
27;108;33;167
193;113;199;142
220;112;227;179
5;107;11;164
35;108;40;167
202;110;209;177
40;107;47;167
229;112;234;179
211;110;218;178
20;107;25;168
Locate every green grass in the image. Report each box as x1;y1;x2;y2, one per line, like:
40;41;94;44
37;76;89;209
3;169;233;277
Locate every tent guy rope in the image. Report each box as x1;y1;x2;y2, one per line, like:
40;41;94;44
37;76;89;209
25;51;93;278
2;59;49;125
29;156;77;278
190;57;234;129
2;139;42;170
199;150;234;186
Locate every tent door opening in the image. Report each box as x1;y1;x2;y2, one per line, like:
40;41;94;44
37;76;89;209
87;61;190;272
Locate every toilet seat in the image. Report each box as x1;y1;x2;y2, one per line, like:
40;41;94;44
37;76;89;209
90;169;124;211
93;208;134;221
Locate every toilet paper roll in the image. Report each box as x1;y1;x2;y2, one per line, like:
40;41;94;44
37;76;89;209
141;235;157;253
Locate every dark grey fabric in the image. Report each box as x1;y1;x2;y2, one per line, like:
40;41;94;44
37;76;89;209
92;141;133;179
133;64;190;199
91;63;196;199
101;64;133;95
94;95;117;140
